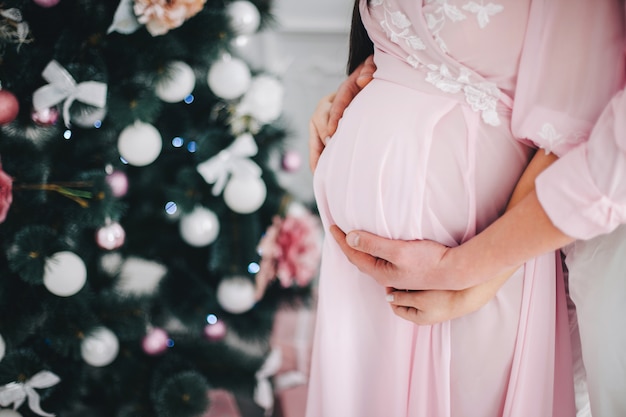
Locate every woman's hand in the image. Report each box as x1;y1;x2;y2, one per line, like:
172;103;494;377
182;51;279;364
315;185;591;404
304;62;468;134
309;55;376;171
385;268;515;325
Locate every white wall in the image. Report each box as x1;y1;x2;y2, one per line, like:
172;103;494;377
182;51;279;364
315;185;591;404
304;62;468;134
242;0;354;203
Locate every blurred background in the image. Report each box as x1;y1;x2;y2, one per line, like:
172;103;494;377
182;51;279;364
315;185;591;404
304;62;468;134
0;1;352;416
253;0;352;203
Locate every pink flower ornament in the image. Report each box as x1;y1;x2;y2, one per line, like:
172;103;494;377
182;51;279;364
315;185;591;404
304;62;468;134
134;0;207;36
255;210;322;299
0;160;13;223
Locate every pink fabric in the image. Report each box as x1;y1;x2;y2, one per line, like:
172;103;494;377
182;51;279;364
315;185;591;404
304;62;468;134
537;88;626;240
306;1;623;416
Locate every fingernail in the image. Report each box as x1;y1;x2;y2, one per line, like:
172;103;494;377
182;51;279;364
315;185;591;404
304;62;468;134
346;232;359;248
386;294;394;302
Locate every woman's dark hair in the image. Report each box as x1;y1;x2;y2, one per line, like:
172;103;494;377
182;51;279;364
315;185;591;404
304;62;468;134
347;0;374;75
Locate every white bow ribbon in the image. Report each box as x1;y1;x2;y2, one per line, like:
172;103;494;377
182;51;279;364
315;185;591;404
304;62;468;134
254;348;282;416
1;8;30;48
32;60;107;128
196;132;262;196
0;371;61;417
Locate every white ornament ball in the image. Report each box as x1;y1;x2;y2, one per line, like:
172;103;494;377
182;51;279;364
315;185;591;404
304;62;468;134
207;57;251;100
0;410;22;417
0;333;5;362
179;206;220;247
238;75;283;124
223;175;266;214
118;121;162;166
155;61;196;103
81;327;119;367
43;251;87;297
217;276;256;314
226;1;261;35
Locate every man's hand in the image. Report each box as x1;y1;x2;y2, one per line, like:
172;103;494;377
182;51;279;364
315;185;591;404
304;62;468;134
309;55;375;171
329;225;465;291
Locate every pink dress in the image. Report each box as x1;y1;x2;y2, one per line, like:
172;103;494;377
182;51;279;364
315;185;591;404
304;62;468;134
307;1;624;416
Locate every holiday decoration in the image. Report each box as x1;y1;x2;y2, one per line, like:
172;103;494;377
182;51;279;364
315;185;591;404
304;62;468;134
42;251;87;297
0;8;31;50
0;90;19;125
0;1;314;415
134;0;207;36
196;132;262;196
207;56;251;100
115;256;167;296
70;104;107;129
155;61;196;103
0;370;60;417
141;327;170;355
204;317;227;341
0;410;21;417
237;74;284;124
255;204;322;297
223;174;266;214
281;150;302;172
105;170;129;197
32;60;107;128
95;221;126;250
0;161;12;224
80;327;119;367
33;0;60;8
31;107;59;126
117;121;162;166
178;205;220;247
0;333;5;362
226;1;261;35
216;276;256;314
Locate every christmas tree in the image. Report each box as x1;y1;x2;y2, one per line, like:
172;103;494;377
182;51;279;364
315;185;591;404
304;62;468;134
0;1;320;416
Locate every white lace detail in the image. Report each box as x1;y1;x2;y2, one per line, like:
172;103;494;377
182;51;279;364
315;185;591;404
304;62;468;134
372;0;503;126
424;0;503;52
537;123;587;154
462;2;504;28
377;1;427;52
537;123;562;154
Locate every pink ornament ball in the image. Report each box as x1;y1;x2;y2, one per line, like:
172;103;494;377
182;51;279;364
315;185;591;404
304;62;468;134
142;328;170;355
31;107;59;126
0;90;19;125
33;0;60;7
96;222;126;250
204;320;227;341
105;170;129;197
281;150;302;172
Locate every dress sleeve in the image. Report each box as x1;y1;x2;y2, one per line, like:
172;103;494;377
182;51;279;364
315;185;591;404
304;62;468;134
536;89;626;240
511;0;625;157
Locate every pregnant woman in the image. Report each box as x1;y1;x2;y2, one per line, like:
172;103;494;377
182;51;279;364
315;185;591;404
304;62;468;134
306;1;624;416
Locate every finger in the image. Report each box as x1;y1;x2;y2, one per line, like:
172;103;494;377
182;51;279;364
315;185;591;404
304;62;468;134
385;289;423;309
329;225;392;282
328;66;364;136
356;55;375;88
389;304;426;325
344;230;402;264
308;120;326;172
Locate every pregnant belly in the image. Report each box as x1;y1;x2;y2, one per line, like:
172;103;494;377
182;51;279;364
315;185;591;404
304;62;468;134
313;79;531;245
